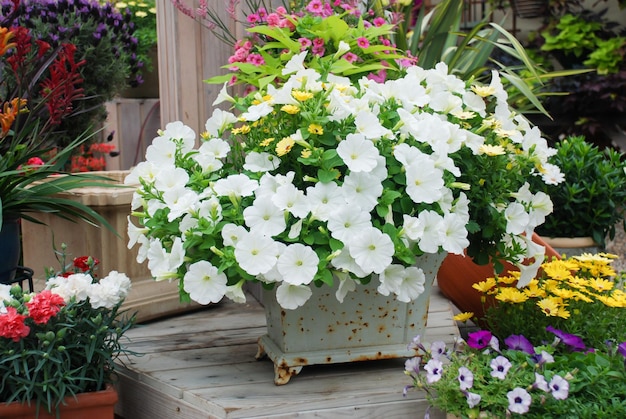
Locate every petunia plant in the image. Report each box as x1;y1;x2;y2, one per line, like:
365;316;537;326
405;328;626;417
127;51;560;310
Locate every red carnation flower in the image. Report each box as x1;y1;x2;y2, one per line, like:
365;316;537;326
26;290;66;325
73;255;99;272
0;306;31;342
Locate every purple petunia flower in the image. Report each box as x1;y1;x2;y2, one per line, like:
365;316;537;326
618;342;626;358
490;355;512;380
546;326;586;351
424;359;443;383
505;334;535;354
466;330;492;349
457;366;474;390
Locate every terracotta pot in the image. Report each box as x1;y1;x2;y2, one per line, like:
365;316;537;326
0;384;118;419
437;234;561;321
539;236;601;258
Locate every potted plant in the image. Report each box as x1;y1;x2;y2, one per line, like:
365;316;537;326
116;0;159;98
527;135;626;253
128;0;564;384
0;21;115;283
1;0;145;160
407;252;626;417
0;251;135;417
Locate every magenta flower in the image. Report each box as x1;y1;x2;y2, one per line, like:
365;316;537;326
343;52;358;63
505;334;535;354
546;326;586;351
356;37;370;49
466;330;492;349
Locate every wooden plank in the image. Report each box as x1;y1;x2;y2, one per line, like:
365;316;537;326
115;287;458;419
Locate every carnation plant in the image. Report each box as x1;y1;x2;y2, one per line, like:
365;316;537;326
127;50;560;310
0;252;135;415
474;253;626;350
405;329;626;418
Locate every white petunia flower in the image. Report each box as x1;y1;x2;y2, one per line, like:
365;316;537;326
147;237;185;281
394;266;426;302
161;121;196;152
183;261;228;304
243;198;286;237
336;133;380;173
327;205;371;244
198;137;231;159
341;171;383;212
306;181;347;221
348;227;394;274
234;231;278;276
277;243;319;285
205;108;238;137
275;283;312;309
213;174;258;198
244;151;281;172
271;183;310;218
404;159;444;204
221;223;249;247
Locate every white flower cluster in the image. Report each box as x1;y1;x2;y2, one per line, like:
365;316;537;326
45;271;132;309
128;55;560;310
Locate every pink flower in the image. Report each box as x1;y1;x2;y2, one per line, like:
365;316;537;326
246;53;265;66
343;52;358;63
266;13;281;26
356;37;370;49
246;13;260;25
312;45;325;57
373;17;386;27
275;6;287;15
298;37;313;50
312;37;325;47
256;7;267;20
0;307;30;342
306;0;324;15
26;290;66;325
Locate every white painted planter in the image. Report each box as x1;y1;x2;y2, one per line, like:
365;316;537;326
256;252;447;384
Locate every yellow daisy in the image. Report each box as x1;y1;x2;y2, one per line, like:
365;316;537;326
276;136;295;156
292;90;314;101
308;124;324;135
472;277;497;294
537;297;561;317
453;312;474;322
281;104;300;115
495;288;528;304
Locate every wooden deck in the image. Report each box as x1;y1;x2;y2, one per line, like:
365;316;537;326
113;287;458;419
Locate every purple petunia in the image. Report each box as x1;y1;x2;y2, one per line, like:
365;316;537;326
546;326;586;351
466;330;492;350
505;334;535;354
618;342;626;358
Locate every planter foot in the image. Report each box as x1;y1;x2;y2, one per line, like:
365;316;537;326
273;364;303;385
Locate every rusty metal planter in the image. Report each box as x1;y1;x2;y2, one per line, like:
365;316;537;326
256;252;447;385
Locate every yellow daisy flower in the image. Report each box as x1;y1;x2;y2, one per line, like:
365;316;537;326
537;297;561;317
453;312;474;322
292;90;314;101
495;288;528;304
308;124;323;135
471;85;496;97
588;278;615;293
281;104;300;115
260;137;275;147
276;136;295;156
301;149;312;158
472;277;497;294
478;144;505;156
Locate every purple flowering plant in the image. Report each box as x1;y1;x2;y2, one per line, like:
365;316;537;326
405;328;626;417
1;0;143;150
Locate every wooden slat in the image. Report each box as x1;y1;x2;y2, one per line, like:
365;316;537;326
114;287;457;418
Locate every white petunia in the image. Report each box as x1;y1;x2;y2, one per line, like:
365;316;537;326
394;266;426;302
240;101;274;121
163;187;200;222
275;283;312;309
341;171;383;212
212;82;235;106
183;261;228;304
336;133;380;173
441;213;470;255
154;166;190;192
334;271;357;303
329;248;369;278
416;210;445;254
244;151;281;172
277;243;319;285
147;237;185;281
225;280;246;303
404;159;444;204
145;136;177;166
243;198;286;237
234;231;278;276
271;183;310;218
127;216;149;249
348;227;394;274
327;205;371;244
198;137;231;159
221;223;249;247
161;121;196;152
306;181;347;221
213;174;258;198
378;264;405;296
504;202;530;235
282;50;308;75
354;109;392;139
205;108;238;137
